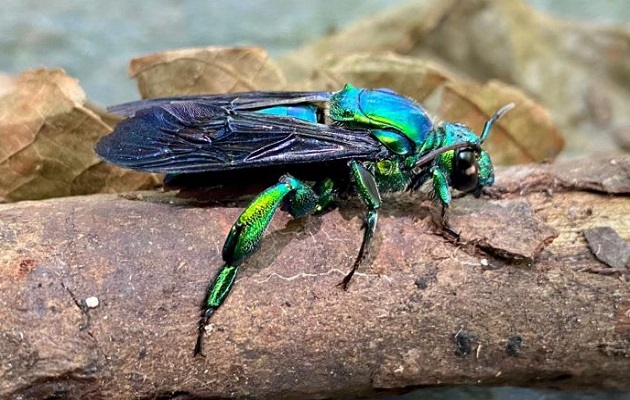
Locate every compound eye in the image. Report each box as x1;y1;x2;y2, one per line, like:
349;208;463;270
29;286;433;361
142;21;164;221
451;149;479;192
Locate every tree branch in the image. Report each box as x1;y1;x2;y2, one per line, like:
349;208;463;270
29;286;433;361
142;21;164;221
1;156;628;399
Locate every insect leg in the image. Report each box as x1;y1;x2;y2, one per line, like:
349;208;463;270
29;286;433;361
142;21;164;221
432;168;459;237
195;174;318;356
339;161;382;290
313;178;336;214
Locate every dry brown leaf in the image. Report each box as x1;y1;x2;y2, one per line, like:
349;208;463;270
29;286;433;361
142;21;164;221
0;69;159;202
438;80;565;164
304;53;451;101
129;47;286;98
278;0;459;82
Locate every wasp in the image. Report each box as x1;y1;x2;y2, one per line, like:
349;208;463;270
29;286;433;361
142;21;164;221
95;83;513;355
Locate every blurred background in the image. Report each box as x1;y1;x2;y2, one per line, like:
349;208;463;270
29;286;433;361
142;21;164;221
0;0;628;105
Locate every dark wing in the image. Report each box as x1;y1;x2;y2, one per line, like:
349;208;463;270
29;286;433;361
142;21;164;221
108;91;333;117
95;101;388;174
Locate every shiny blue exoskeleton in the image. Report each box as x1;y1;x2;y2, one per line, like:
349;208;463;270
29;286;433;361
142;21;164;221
95;83;514;355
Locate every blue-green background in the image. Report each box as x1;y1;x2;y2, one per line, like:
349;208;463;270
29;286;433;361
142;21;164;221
1;0;628;106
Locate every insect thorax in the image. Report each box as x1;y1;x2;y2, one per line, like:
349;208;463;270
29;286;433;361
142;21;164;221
371;158;412;193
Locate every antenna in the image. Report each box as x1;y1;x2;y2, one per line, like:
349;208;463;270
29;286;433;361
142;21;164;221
479;103;515;144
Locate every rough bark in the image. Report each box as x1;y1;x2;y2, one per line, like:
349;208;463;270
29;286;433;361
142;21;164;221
1;156;629;399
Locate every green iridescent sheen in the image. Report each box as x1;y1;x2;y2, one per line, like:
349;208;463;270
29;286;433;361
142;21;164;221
329;83;432;147
222;175;320;266
370;129;414;155
372;159;410;193
477;151;495;187
189;87;512;356
222;179;292;265
313;178;335;213
432;168;451;206
339;161;381;289
397;121;496;210
350;160;381;210
94;81;515;357
205;265;238;309
286;182;318;218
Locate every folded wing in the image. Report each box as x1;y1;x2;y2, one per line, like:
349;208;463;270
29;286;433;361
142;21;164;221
96;100;388;174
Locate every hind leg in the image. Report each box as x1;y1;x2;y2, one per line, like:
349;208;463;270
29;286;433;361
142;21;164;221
195;174;321;356
338;161;382;290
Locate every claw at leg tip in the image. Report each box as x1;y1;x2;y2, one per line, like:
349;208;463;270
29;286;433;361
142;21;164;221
194;308;215;357
336;280;350;291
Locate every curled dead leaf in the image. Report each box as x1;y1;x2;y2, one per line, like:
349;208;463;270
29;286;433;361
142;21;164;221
0;69;159;201
438;80;565;164
129;47;286;98
306;53;452;101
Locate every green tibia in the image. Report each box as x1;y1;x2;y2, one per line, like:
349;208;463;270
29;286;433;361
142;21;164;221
432;167;451;207
350;160;381;210
205;265;238;309
341;161;382;289
195;263;239;356
432;166;461;237
329;84;432;147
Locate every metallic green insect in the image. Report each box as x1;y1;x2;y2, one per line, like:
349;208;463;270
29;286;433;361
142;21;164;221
95;83;514;355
